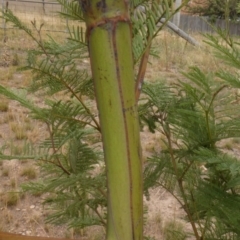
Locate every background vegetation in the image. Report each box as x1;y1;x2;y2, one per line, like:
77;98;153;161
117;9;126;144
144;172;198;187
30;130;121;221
187;0;240;21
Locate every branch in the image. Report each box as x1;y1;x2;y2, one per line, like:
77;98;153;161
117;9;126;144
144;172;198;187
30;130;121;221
158;18;200;47
47;123;71;175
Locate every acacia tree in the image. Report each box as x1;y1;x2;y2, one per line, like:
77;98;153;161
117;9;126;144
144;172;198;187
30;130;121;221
0;1;189;240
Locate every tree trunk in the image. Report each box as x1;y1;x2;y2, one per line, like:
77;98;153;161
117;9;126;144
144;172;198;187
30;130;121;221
82;1;143;240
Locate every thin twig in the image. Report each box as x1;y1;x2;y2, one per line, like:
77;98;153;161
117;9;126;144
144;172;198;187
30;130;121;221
30;66;101;131
162;120;201;240
47;123;71;175
93;208;106;226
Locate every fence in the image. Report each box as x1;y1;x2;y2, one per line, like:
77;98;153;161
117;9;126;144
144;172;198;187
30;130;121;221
1;2;240;35
0;0;67;32
179;14;240;35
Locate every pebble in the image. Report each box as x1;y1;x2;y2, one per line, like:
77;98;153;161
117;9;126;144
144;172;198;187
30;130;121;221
26;230;32;235
30;205;35;209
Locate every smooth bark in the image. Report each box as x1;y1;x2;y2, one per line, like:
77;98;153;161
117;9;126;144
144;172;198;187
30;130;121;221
82;1;143;239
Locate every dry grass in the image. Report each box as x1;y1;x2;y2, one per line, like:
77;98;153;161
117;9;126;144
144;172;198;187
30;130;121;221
146;31;234;85
2;167;9;177
0;96;9;112
3;192;20;207
10;144;25;155
10;178;17;188
163;220;187;240
0;66;17;81
9;121;28;140
20;166;37;179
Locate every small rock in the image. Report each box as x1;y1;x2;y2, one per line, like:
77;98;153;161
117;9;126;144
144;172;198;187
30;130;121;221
30;205;35;209
26;231;32;235
16;208;21;211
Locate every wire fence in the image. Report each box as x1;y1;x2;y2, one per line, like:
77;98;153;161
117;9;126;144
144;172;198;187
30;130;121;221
179;14;240;36
0;0;68;33
1;1;240;36
0;0;71;67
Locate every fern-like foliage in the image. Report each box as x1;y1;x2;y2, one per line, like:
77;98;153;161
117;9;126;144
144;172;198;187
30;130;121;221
131;0;191;102
58;0;84;21
131;0;185;63
0;85;105;229
0;3;105;229
23;137;106;228
141;64;240;238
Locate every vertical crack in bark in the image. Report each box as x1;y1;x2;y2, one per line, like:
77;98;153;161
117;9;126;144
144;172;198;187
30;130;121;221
112;22;135;239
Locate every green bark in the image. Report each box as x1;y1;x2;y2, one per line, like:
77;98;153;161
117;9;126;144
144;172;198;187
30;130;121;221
82;1;143;239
